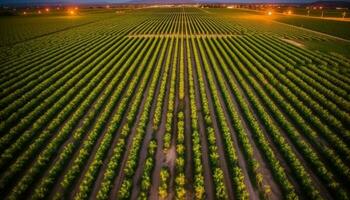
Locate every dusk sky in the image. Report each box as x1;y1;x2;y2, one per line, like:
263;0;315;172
3;0;350;4
1;0;350;5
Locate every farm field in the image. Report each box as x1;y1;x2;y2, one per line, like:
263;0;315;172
215;8;350;41
0;7;350;200
273;16;350;40
275;7;349;18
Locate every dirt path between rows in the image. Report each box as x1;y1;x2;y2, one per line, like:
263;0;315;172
129;43;172;200
224;37;337;198
212;38;283;199
47;38;149;199
10;37;133;199
166;38;180;200
183;38;195;199
234;8;350;42
148;42;176;200
109;40;166;200
224;37;334;198
281;38;305;48
195;39;235;200
189;39;215;200
26;49;124;198
200;39;259;200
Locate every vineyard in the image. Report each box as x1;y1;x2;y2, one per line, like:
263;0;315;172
0;7;350;200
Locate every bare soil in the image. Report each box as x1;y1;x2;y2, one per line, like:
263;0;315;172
129;41;171;200
109;39;166;200
148;41;176;200
183;38;195;199
281;38;305;48
194;38;235;200
47;38;149;199
200;38;259;200
189;39;215;200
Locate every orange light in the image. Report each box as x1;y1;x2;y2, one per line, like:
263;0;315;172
287;10;292;15
23;11;27;15
45;8;49;12
68;10;75;15
268;11;273;16
38;10;41;14
106;5;110;9
75;7;78;10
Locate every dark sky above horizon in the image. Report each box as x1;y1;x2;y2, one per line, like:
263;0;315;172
1;0;350;4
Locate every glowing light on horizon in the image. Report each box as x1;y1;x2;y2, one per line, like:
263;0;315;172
268;11;273;16
67;7;78;15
